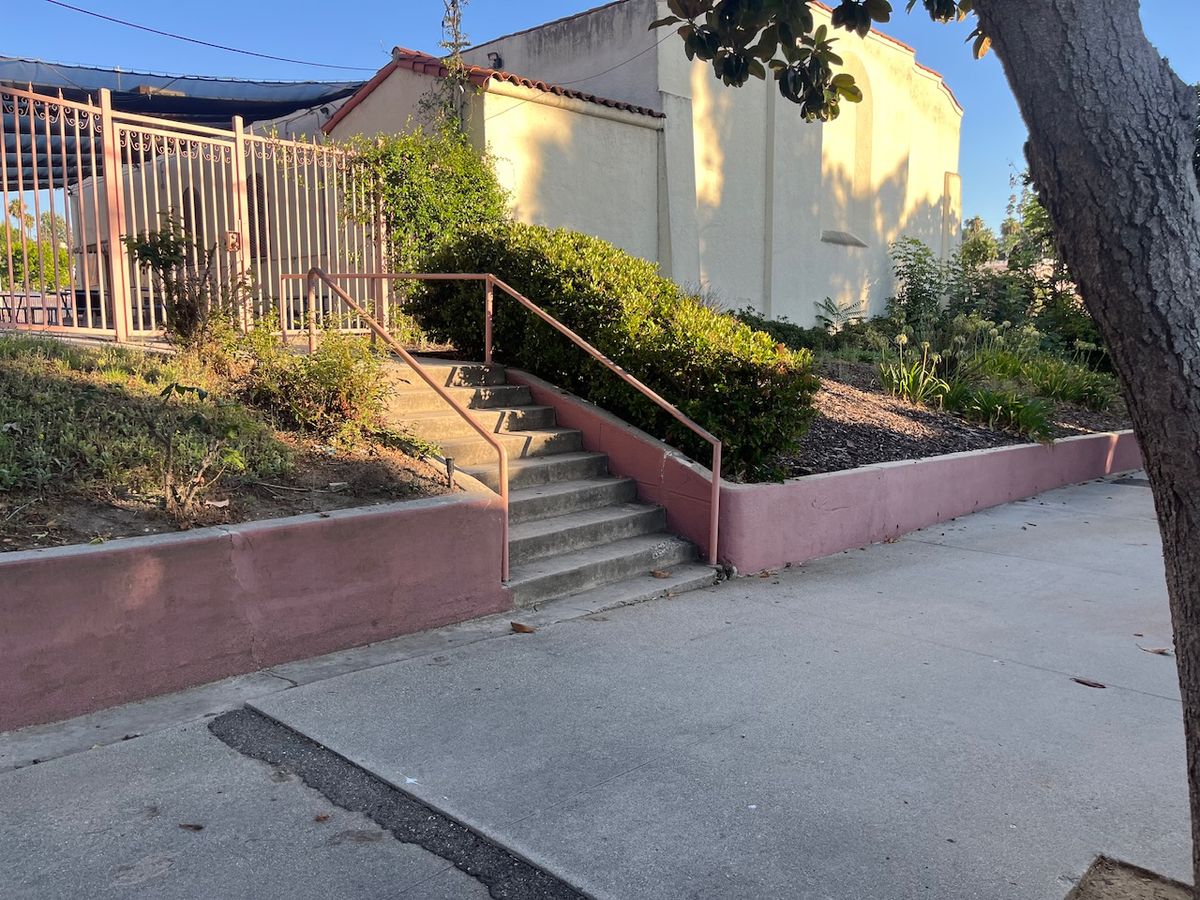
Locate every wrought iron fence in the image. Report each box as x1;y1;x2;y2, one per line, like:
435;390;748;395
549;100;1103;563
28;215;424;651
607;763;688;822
0;84;382;341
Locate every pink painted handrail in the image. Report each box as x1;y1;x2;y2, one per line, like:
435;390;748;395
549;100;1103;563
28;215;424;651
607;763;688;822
301;268;510;581
488;275;721;567
293;270;723;567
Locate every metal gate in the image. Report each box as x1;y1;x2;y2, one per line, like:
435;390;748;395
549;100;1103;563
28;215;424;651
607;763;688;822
0;83;382;341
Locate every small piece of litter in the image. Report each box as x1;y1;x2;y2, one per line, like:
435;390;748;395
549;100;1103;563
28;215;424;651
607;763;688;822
179;824;205;832
1072;677;1107;689
510;621;536;634
204;499;231;509
650;570;672;579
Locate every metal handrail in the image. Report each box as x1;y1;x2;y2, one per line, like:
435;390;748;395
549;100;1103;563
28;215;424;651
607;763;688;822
487;275;721;567
292;270;722;568
301;268;510;581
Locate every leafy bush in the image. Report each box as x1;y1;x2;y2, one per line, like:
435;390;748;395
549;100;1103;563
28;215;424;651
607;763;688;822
232;327;387;443
125;216;241;347
346;125;510;273
411;223;820;480
887;237;946;340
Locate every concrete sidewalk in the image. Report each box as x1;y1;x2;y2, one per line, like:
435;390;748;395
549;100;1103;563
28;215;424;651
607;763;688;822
1;475;1188;899
250;475;1188;899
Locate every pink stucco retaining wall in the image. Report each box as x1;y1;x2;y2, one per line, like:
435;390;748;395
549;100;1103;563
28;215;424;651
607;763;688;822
0;493;511;731
719;430;1143;573
509;371;1143;573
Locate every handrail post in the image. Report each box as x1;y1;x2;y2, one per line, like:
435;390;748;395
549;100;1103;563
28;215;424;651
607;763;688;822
709;444;721;567
306;275;318;352
484;275;494;366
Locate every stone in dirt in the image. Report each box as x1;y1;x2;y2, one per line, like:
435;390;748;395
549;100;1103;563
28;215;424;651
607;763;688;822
1066;857;1191;900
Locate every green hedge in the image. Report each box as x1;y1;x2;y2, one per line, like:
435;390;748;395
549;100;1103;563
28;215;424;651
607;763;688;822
410;224;819;480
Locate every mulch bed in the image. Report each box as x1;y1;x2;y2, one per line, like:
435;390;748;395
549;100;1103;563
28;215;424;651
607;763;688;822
783;360;1132;477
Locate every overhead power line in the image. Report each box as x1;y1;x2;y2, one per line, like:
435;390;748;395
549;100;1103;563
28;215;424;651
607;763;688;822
42;0;378;72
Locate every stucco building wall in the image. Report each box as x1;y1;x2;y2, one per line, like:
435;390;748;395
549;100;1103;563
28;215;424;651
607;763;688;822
328;0;962;327
463;0;963;324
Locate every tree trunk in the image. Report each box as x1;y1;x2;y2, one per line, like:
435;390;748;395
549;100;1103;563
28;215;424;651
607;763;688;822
972;0;1200;891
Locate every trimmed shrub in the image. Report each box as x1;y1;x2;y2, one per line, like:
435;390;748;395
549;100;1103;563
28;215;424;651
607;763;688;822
411;224;820;480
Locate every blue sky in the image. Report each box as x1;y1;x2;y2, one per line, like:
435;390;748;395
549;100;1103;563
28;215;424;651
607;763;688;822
6;1;1197;229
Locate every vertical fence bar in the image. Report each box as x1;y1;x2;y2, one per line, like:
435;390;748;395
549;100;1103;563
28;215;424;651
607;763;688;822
0;91;15;324
231;116;252;328
99;89;130;341
86;95;108;331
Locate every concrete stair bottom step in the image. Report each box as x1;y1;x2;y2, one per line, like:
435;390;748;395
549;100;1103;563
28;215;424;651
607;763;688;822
508;477;638;525
538;563;719;616
508;503;667;566
508;534;697;608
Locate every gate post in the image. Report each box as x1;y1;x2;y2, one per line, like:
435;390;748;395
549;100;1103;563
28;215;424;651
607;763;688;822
99;89;131;341
231;116;253;329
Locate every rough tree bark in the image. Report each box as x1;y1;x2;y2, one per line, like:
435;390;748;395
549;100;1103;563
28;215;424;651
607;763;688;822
972;0;1200;890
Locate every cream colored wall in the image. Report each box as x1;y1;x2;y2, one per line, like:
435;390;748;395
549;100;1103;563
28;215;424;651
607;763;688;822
479;0;963;325
479;88;661;261
328;68;432;139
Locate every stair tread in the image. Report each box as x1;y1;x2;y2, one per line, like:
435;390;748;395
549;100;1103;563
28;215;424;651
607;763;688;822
440;426;578;442
509;476;635;502
546;563;718;613
507;533;694;586
460;452;605;477
403;405;553;422
509;502;662;543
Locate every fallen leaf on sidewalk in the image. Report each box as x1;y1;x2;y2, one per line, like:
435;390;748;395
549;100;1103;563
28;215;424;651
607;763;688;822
178;824;205;832
650;570;672;579
1138;645;1174;656
314;814;331;823
510;621;537;634
1072;678;1107;689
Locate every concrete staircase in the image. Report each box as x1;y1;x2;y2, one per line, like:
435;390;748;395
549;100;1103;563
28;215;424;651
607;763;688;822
382;357;717;609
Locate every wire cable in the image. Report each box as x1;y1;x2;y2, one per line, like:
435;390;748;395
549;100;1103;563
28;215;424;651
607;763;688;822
42;0;378;72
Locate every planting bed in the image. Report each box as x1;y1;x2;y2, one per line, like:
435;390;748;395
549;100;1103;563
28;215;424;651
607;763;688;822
786;360;1131;476
0;439;452;552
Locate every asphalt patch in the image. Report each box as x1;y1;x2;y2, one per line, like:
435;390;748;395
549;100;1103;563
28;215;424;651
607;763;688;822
209;707;585;900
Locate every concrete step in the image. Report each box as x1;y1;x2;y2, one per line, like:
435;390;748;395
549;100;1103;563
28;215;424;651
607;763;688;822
382;358;506;388
437;428;583;467
508;534;697;608
509;477;638;525
542;563;718;615
509;503;667;566
383;383;534;415
464;452;609;491
399;406;558;440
